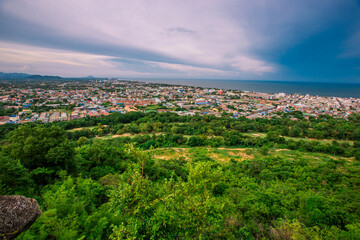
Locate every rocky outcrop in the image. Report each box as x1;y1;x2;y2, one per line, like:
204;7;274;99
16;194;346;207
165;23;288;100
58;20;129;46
0;195;42;240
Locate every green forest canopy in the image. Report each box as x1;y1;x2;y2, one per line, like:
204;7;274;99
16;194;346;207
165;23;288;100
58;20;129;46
1;112;360;239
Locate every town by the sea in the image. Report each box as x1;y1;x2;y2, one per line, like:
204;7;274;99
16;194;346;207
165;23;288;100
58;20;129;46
1;76;360;125
140;79;360;98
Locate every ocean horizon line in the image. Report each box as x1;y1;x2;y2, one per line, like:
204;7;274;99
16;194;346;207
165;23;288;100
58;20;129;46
128;78;360;99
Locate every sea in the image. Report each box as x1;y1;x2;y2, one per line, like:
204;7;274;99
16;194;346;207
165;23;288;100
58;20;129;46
137;79;360;99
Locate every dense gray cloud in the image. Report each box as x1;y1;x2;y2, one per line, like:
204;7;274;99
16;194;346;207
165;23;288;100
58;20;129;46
0;0;358;80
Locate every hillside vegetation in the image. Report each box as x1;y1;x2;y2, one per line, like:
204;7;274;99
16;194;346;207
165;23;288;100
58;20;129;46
1;112;360;239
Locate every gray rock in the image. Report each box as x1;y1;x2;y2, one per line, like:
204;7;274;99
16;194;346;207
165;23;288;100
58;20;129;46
0;195;42;240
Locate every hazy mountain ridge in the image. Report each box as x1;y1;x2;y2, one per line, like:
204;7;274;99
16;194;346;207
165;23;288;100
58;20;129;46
0;72;100;80
0;72;32;79
0;72;64;80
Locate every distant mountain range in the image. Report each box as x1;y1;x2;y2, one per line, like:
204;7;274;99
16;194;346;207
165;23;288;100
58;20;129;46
0;72;63;80
0;72;99;80
0;72;32;79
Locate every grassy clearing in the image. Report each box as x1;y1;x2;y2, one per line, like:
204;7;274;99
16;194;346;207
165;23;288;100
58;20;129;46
148;146;353;167
150;147;254;163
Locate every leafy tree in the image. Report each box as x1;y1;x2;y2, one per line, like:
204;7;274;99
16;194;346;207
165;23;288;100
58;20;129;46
187;136;204;146
77;136;89;146
4;125;75;172
0;153;31;194
18;176;108;240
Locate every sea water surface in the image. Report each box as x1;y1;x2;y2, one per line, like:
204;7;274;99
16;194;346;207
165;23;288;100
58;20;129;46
138;79;360;98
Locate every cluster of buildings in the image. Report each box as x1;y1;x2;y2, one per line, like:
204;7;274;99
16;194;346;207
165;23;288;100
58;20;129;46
0;79;359;125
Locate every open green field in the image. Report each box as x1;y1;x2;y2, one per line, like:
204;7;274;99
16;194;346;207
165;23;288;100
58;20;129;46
149;147;254;162
148;146;353;164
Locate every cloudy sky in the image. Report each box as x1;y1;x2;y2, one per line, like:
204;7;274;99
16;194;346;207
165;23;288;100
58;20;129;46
0;0;359;82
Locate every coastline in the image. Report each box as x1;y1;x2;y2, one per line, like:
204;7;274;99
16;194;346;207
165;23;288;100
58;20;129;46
136;78;360;99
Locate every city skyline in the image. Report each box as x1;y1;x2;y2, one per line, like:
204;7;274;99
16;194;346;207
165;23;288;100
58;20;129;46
0;0;360;82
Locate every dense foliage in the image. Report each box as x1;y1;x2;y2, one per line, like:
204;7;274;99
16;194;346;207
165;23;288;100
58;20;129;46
1;112;360;239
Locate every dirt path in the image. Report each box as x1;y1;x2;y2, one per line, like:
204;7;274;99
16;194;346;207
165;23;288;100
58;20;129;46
112;133;131;138
70;127;85;131
274;149;290;152
217;147;248;151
